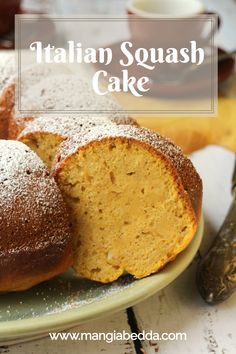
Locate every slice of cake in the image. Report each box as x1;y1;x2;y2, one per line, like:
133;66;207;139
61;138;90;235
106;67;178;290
52;125;202;283
18;114;138;169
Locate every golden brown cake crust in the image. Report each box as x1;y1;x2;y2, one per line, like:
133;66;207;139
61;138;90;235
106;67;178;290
0;82;15;139
0;140;73;292
18;114;139;142
53;125;202;221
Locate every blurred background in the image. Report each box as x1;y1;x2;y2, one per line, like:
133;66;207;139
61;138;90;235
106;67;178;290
0;0;236;51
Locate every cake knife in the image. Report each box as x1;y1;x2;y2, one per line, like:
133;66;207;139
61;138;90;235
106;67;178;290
196;158;236;304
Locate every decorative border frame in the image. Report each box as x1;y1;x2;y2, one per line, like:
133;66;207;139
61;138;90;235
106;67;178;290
15;15;218;116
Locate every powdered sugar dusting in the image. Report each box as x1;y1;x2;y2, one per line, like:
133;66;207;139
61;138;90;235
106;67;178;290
20;74;127;114
0;52;15;94
19;113;138;141
0;140;52;206
54;124;183;166
0;140;72;252
0;272;135;321
19;115;117;139
20;63;72;94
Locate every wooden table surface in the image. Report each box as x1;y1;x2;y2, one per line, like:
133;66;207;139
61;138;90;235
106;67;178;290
2;1;236;353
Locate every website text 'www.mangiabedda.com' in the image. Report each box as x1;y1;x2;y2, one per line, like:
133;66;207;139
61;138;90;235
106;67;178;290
49;330;187;343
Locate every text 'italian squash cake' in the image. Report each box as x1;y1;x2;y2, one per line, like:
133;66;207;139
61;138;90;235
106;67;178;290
52;125;202;283
0;140;73;292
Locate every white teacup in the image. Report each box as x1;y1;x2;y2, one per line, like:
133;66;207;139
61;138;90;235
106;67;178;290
127;0;219;47
127;0;204;17
126;0;218;83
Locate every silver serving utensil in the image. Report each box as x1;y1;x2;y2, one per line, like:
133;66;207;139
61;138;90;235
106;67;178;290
196;158;236;304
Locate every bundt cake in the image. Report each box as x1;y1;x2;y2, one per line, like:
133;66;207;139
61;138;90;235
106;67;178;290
18;114;138;169
0;140;73;292
0;55;203;289
52;125;202;283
